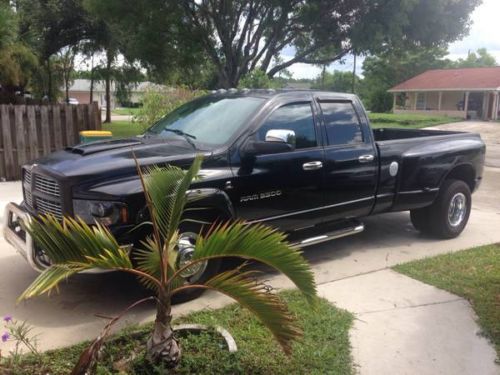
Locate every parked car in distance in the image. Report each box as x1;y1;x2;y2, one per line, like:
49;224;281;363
4;90;486;300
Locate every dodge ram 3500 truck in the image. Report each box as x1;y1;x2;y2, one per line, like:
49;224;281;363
4;90;486;291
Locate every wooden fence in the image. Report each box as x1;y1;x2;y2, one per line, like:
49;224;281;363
0;103;101;181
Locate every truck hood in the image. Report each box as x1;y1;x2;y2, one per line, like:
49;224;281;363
33;136;209;179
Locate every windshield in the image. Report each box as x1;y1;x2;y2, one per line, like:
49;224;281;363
146;96;265;147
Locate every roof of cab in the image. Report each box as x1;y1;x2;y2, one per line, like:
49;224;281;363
208;88;358;101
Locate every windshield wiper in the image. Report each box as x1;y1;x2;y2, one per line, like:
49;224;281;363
163;129;197;150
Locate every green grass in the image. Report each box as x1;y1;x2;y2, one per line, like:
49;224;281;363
369;113;461;129
103;120;144;138
112;107;141;116
0;290;354;374
394;244;500;357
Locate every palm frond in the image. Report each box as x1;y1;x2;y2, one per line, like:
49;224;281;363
172;268;302;354
191;221;317;303
22;215;134;300
18;264;85;301
134;237;183;291
26;215;129;267
142;155;203;244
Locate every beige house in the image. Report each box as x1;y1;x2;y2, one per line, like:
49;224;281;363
388;67;500;120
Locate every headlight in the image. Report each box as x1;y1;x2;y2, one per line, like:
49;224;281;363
73;200;128;225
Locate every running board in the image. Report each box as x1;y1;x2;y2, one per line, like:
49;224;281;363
291;221;364;248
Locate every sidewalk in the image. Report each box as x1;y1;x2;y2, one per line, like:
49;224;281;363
318;269;498;375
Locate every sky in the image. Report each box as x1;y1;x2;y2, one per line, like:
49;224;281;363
284;0;500;79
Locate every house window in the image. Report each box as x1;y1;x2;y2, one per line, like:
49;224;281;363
416;93;426;110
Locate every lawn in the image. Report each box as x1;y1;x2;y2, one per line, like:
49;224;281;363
394;244;500;357
0;290;354;374
369;112;462;129
112;107;141;116
103;120;143;138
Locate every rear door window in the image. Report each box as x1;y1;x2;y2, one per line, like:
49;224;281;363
320;102;364;146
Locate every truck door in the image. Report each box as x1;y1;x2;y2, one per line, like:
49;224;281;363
317;100;378;221
231;101;325;231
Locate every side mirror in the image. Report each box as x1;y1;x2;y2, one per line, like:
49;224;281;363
265;129;296;147
241;129;296;158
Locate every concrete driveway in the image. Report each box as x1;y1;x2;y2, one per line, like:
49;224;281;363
0;121;499;368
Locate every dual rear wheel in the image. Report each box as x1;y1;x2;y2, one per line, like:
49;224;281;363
410;179;472;239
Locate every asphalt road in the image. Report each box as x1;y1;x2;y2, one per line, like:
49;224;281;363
0;121;499;353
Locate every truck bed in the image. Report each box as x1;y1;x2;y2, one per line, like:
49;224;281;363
371;127;485;214
373;127;465;142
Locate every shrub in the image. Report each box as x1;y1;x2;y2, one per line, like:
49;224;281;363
133;87;206;131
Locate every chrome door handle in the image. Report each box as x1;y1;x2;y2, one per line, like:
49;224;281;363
358;154;374;163
303;161;323;170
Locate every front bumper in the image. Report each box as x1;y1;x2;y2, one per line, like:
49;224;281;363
3;202;47;272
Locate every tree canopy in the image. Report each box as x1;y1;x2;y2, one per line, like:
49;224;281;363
81;0;482;87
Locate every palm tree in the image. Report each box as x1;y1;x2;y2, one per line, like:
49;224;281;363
19;155;317;369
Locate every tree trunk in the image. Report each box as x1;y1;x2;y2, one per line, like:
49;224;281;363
146;297;181;368
47;60;53;103
104;51;112;123
65;77;70;103
89;55;94;104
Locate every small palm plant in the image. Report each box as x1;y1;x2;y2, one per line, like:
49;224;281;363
18;156;317;370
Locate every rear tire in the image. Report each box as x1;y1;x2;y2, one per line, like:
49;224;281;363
428;179;471;239
411;179;471;239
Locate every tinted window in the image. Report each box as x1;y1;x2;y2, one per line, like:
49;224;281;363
258;103;317;149
147;96;264;146
321;102;363;146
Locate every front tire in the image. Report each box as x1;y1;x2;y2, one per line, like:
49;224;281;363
171;222;221;304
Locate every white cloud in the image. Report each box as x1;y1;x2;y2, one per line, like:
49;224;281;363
448;0;500;61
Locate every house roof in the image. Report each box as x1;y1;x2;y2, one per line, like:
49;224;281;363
388;67;500;92
68;79;168;93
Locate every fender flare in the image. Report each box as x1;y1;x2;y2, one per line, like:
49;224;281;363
185;188;235;221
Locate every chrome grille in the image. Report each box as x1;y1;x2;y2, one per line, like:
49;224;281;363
25;190;34;208
23;169;33;209
35;175;60;197
24;169;32;185
36;197;63;219
22;168;64;219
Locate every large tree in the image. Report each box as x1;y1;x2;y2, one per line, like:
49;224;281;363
83;0;481;88
452;48;497;68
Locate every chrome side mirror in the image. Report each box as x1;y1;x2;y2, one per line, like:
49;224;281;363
265;129;296;147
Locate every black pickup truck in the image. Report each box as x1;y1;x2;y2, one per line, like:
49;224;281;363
4;90;485;283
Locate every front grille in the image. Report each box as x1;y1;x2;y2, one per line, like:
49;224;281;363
23;168;64;220
25;190;34;208
23;170;33;209
36;196;63;219
24;169;32;185
35;175;60;197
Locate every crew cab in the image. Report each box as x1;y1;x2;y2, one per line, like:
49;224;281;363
4;90;486;288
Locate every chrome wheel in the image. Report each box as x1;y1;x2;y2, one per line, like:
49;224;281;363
176;232;207;283
448;193;467;227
